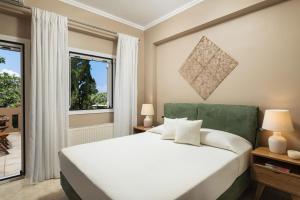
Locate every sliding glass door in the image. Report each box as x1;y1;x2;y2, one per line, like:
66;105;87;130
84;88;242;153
0;40;24;180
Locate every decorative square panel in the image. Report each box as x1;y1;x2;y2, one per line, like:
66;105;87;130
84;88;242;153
179;36;238;100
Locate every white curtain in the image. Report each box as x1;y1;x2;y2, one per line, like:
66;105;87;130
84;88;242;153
27;8;69;183
113;33;139;137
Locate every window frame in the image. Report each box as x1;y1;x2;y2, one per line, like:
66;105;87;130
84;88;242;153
68;48;115;115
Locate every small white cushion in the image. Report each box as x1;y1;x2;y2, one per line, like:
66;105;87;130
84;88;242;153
161;117;187;140
174;120;203;146
147;124;165;134
200;128;252;154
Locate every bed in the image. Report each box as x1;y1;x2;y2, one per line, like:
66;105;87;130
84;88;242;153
59;103;258;200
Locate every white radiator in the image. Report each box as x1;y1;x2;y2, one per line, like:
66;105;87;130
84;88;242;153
68;123;114;146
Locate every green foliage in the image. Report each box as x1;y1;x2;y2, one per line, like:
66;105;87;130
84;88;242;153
0;72;21;107
91;92;108;108
0;56;5;64
70;57;108;110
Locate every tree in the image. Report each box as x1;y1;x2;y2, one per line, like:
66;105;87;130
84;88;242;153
70;58;98;110
91;92;108;108
0;56;5;64
0;72;21;107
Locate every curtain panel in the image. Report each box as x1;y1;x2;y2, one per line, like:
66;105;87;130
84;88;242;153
28;7;69;183
113;33;139;137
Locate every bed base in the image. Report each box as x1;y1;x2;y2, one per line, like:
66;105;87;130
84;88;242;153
60;172;81;200
60;169;251;200
217;169;251;200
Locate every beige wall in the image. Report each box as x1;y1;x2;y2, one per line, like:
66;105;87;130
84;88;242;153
69;112;113;128
0;12;30;39
0;0;145;128
145;0;300;150
68;31;117;55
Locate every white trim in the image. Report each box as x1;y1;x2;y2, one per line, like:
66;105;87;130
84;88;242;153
60;0;204;31
144;0;205;29
59;0;144;30
69;109;113;115
69;47;115;59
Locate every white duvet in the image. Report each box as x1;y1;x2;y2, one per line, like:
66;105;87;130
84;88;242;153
59;130;252;200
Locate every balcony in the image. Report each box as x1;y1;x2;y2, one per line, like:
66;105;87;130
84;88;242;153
0;107;22;180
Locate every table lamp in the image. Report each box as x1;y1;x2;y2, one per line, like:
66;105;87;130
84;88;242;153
141;104;154;128
262;109;294;154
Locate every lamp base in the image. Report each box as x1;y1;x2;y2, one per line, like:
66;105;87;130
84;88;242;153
143;116;153;128
268;132;287;154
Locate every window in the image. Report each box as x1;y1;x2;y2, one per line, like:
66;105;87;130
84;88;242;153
69;51;114;112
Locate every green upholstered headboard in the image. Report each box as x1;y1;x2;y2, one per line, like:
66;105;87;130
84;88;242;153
164;103;259;146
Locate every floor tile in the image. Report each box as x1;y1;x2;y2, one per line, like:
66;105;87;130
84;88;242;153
0;132;22;180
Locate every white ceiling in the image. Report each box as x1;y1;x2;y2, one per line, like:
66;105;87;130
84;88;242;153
60;0;204;30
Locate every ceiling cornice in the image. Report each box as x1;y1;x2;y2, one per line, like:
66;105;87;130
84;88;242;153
144;0;205;30
59;0;145;30
59;0;205;31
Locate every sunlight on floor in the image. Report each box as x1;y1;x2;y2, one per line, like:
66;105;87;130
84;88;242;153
0;132;22;179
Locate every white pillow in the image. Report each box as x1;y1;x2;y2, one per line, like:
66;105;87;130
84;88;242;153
200;128;252;154
160;117;187;140
174;120;203;146
147;124;165;134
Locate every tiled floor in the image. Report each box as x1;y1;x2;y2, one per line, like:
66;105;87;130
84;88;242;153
0;179;67;200
0;132;22;179
0;177;292;200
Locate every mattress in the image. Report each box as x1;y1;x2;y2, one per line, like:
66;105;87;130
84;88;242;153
59;132;251;200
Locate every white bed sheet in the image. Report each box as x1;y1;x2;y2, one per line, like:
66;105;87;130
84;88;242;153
59;132;251;200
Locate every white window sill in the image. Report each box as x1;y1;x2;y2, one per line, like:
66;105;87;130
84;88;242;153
69;109;114;115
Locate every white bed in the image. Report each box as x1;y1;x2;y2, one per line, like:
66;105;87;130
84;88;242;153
59;130;252;200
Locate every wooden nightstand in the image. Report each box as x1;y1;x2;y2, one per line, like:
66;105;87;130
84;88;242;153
133;126;152;134
251;147;300;200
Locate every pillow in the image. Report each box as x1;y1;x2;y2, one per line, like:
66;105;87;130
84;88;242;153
174;120;203;146
161;117;187;140
147;124;165;134
200;128;252;154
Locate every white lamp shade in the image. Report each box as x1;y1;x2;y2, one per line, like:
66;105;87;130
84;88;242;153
141;104;154;116
262;109;294;132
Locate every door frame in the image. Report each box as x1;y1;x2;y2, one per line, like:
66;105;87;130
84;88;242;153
0;34;30;182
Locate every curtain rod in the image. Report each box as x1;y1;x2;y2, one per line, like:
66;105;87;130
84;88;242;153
0;2;121;41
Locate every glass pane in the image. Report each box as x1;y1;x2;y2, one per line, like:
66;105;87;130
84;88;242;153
70;55;111;110
0;44;23;180
0;49;21;108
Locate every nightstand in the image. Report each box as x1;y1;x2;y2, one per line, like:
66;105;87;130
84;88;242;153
133;126;152;134
251;147;300;200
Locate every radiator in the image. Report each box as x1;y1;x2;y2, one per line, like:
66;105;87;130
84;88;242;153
68;123;114;146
